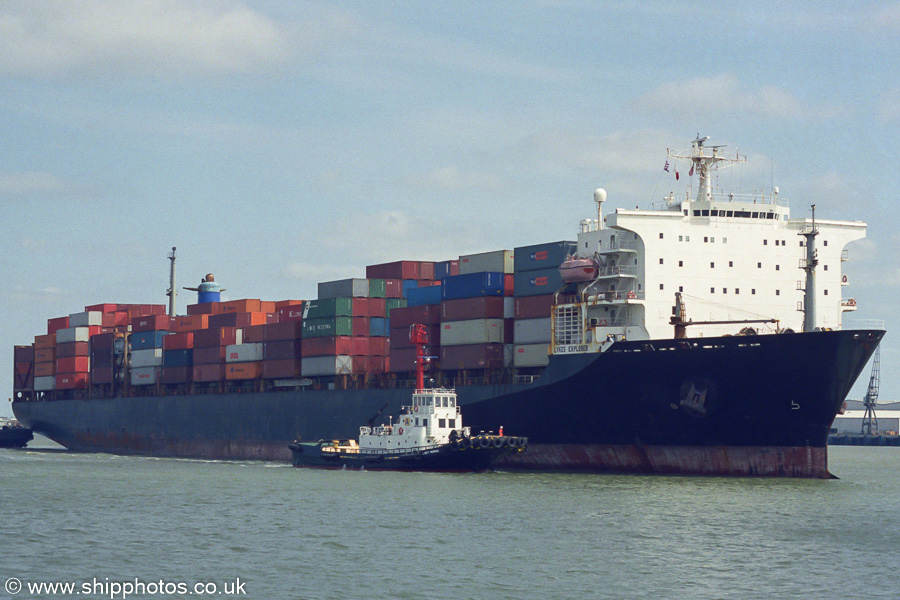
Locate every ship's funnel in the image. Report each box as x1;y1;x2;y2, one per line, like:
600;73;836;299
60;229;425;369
184;273;225;304
594;188;606;229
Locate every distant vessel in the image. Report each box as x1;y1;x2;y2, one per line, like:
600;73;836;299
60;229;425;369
11;136;883;477
0;418;33;448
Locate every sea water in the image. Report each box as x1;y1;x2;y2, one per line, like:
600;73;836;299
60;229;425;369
1;438;898;600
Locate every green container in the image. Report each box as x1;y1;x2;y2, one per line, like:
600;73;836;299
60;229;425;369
303;297;353;319
385;298;407;317
368;278;386;298
302;317;353;338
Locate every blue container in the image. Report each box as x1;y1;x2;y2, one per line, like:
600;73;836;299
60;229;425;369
513;267;565;297
163;349;193;367
369;317;389;337
407;285;443;307
401;279;419;298
131;330;169;351
441;272;505;301
434;260;459;280
514;241;577;273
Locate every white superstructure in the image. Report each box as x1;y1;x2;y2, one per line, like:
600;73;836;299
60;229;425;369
554;136;865;352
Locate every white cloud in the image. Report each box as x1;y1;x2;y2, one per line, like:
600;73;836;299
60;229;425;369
628;73;844;121
0;0;312;77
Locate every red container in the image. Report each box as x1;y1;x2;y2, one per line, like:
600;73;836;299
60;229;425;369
385;279;403;298
263;359;302;379
366;356;387;373
187;302;221;316
366;261;419;280
14;361;33;375
264;340;302;360
389;305;441;328
221;299;261;314
172;315;209;332
440;344;506;370
163;332;194;350
34;334;56;349
389;325;440;349
35;347;56;363
47;316;69;335
276;307;304;323
208;311;266;329
352;298;369;318
352;337;369;356
56;341;89;358
225;362;262;380
14;345;35;362
56;372;88;389
388;346;437;373
193;364;224;382
301;336;354;357
85;303;118;312
352;317;370;337
504;273;515;296
243;324;267;344
132;314;171;333
57;356;89;373
441;296;505;322
418;261;435;281
193;327;239;348
367;337;388;356
367;298;386;317
192;346;226;364
264;321;300;341
514;294;555;319
161;366;191;385
141;304;167;316
91;367;114;385
34;362;55;377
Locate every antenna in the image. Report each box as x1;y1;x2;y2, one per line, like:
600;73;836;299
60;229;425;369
167;247;177;317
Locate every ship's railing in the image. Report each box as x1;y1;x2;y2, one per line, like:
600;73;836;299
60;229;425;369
585;290;645;302
356;442;447;456
602;239;640;252
597;265;638;277
844;318;885;330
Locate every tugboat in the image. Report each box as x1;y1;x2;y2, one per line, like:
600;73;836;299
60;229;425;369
0;418;34;448
289;325;527;471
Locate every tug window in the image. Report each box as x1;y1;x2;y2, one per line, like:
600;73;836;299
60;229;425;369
449;419;456;428
439;419;446;428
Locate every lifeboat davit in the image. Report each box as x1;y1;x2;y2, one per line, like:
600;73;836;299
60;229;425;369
558;255;599;283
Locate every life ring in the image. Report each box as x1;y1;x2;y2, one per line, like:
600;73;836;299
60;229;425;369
627;290;636;299
598;319;608;327
848;298;856;306
399;427;404;435
842;275;848;283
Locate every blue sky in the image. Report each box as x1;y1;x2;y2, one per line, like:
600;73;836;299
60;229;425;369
2;1;898;415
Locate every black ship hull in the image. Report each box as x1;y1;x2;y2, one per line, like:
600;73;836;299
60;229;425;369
12;330;882;477
0;425;33;448
289;436;526;471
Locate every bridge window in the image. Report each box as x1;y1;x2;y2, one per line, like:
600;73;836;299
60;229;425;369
449;419;456;428
439;418;446;428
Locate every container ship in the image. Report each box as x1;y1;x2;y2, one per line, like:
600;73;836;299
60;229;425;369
11;137;883;477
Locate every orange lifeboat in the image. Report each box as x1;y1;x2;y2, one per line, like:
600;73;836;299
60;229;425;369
558;255;599;283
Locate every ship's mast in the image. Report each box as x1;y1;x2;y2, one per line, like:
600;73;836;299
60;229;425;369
667;135;746;202
800;206;818;332
167;247;177;317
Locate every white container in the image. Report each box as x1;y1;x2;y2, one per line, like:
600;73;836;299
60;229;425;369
318;278;369;299
131;348;163;368
513;343;550;367
458;250;514;275
440;319;504;346
131;366;159;386
56;327;91;344
69;311;103;327
34;376;56;391
301;355;353;376
226;343;264;363
513;318;552;344
503;297;515;319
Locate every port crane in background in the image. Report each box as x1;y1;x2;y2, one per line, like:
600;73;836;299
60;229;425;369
861;346;881;435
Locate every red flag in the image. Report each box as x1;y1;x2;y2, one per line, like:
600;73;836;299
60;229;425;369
675;170;680;181
689;164;694;177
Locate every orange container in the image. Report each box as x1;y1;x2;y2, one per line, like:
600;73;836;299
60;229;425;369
221;299;261;314
35;347;56;362
35;334;56;349
35;362;56;377
172;314;209;332
225;362;262;380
